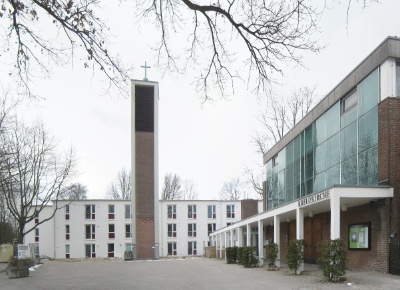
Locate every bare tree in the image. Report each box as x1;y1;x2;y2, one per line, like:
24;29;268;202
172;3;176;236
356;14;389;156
181;179;198;200
106;168;131;200
0;119;75;243
137;0;321;100
161;173;182;200
60;183;88;200
1;0;129;98
245;86;320;199
219;178;243;200
254;87;319;155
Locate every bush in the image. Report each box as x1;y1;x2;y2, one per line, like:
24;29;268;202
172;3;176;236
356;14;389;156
286;239;305;275
317;239;347;282
226;247;238;264
266;243;279;270
237;247;244;265
241;246;258;268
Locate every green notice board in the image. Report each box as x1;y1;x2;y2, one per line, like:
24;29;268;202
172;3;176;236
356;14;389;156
349;223;371;250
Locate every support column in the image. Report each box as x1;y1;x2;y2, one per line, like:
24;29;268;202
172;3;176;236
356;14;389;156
230;229;234;248
330;192;341;239
224;232;227;260
218;233;222;258
274;215;281;268
246;224;251;247
258;220;264;266
296;208;304;274
238;227;243;247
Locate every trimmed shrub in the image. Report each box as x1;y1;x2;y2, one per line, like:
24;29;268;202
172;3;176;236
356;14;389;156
286;239;305;275
237;247;244;265
317;239;348;282
226;247;238;264
266;243;279;270
241;246;258;268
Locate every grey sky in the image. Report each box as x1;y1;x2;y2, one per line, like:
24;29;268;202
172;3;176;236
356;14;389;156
6;0;400;200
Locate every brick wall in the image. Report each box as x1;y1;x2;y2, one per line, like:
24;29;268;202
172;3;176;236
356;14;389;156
240;200;258;219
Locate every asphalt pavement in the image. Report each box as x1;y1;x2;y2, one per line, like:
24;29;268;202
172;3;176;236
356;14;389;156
1;257;400;290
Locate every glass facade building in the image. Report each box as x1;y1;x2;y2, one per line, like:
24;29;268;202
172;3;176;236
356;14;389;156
266;68;379;210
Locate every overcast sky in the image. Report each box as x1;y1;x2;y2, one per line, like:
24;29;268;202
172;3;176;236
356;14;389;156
7;0;400;200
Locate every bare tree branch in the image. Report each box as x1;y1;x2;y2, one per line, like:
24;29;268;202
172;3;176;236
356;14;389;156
106;168;131;200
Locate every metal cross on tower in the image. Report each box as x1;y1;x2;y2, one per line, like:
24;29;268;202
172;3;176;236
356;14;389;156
141;61;151;81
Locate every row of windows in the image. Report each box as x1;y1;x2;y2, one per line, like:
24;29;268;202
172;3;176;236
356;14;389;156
266;68;380;210
62;224;132;241
167;223;217;238
65;243;134;259
167;242;197;256
64;204;132;220
167;205;235;219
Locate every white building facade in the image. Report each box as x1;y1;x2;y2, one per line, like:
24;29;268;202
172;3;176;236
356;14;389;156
25;199;262;259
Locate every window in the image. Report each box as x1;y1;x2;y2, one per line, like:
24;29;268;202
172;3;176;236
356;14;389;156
272;155;279;167
227;222;233;226
85;244;96;258
208;205;216;219
167;224;177;237
125;243;133;252
108;205;115;219
35;228;39;242
188;241;197;255
125;224;132;238
85;205;95;220
65;205;70;220
188;205;196;219
343;91;357;113
34;210;39;224
167;242;177;256
85;224;95;240
188;223;197;237
208;223;216;236
167;205;176;219
108;224;115;239
66;225;70;240
108;243;114;258
65;244;70;259
226;205;235;219
125;205;132;219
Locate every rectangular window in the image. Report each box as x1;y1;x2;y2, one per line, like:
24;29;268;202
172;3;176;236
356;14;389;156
65;205;70;220
85;244;96;258
85;205;95;220
85;224;95;240
66;225;70;240
65;244;70;259
208;223;216;236
167;242;177;256
226;205;235;218
208;205;216;219
108;205;115;219
188;241;197;255
34;210;39;224
167;205;176;219
125;205;132;219
108;243;115;258
167;224;177;238
188;205;197;219
188;223;197;237
125;224;132;238
108;224;115;239
35;228;39;242
125;243;133;252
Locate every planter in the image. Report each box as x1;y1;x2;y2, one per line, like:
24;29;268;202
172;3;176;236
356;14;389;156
6;258;32;279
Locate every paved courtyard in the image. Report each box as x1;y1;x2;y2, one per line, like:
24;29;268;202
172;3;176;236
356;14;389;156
1;257;400;290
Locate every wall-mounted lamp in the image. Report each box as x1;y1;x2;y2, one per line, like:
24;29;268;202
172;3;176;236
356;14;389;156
342;204;347;211
286;217;290;223
309;211;314;218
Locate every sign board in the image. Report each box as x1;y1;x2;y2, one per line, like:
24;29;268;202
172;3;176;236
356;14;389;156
298;190;330;208
349;223;371;250
17;244;30;259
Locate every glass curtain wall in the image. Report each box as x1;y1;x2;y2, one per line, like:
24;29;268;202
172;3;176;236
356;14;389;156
266;68;379;210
